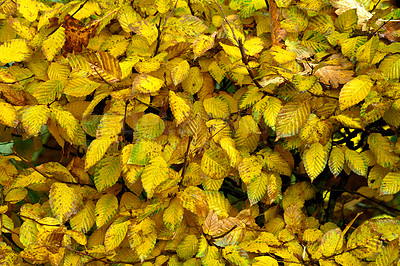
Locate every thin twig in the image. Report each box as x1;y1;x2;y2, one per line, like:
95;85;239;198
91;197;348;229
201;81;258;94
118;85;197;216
213;0;263;89
210;225;238;240
326;188;400;213
47;0;88;37
12;148;78;186
154;0;179;56
0;74;35;84
62;245;138;265
18;214;60;227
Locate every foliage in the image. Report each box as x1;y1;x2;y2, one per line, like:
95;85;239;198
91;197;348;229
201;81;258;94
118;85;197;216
1;0;400;265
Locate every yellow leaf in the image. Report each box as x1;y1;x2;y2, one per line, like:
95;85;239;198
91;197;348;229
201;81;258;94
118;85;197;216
193;34;215;59
221;15;245;46
253;256;279;266
299;114;332;145
257;96;282;130
238;156;263;184
380;171;400;195
47;62;70;80
12;171;47;188
141;156;169;199
171;60;190;86
155;0;170;13
201;146;230;180
318;228;343;257
208;61;226;83
95;194;118;228
85;136;115;170
367;133;399;169
177;235;199;260
182;67;203;95
243;37;264;56
235;115;260;153
259;149;292;176
205;191;231;218
21;105;50;136
163;198;184;231
220;137;242;168
49;182;83;223
276;97;311;140
105;220;130;252
339;75;373;110
8;17;35;40
0;39;31;65
117;4;140;32
345;148;367;176
220;43;242;61
169;91;192;124
70;200;95;233
292;74;318;92
329;146;345;177
239;86;264;109
94;156;122;192
303;143;329;182
270;45;297;64
64;78;100;97
203;96;230;120
20;220;38;247
132;74;164;93
20;244;49;264
17;0;38;22
5;188;27;204
50;106;79;143
96;113;124;138
245;171;269;205
85;51;122;83
0;102;18;127
135;113;165;139
178;186;208;217
42;27;65;62
127;139;162;165
128;218;157;261
129;20;158;44
222;245;250;265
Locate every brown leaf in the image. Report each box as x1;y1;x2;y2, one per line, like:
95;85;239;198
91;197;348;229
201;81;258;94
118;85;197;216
314;64;354;89
63;15;99;54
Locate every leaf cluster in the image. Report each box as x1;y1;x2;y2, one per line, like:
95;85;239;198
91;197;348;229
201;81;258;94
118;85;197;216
0;0;400;265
